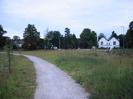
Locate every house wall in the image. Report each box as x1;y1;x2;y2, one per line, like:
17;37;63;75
109;37;119;48
98;38;108;48
98;37;119;49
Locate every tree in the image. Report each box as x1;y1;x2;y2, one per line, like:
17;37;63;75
98;33;106;40
23;24;40;50
72;34;78;49
37;38;44;49
13;35;21;49
126;21;133;48
109;31;118;39
91;31;97;46
118;34;125;48
64;28;78;49
52;31;61;48
64;27;71;49
65;27;70;36
59;35;65;49
45;31;61;49
0;25;7;37
0;25;7;49
80;28;97;48
129;21;133;29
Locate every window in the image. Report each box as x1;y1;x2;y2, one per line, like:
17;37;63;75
113;41;116;45
101;41;103;45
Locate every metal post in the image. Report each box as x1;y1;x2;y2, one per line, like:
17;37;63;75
59;37;60;49
121;26;125;49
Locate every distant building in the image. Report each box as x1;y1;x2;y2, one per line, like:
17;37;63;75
98;37;119;49
13;39;24;48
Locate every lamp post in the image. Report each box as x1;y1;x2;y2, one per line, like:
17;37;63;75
59;37;60;49
120;26;125;49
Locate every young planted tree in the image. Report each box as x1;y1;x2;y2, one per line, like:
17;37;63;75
4;39;13;73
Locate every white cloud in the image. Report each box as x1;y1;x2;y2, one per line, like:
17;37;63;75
4;28;23;39
1;0;133;38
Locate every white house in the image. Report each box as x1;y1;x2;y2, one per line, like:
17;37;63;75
98;37;119;49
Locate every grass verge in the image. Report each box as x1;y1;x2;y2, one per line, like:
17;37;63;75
0;54;35;99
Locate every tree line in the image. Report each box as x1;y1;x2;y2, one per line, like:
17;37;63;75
0;24;97;50
0;20;133;50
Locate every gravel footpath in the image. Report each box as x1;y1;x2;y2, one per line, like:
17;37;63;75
24;55;90;99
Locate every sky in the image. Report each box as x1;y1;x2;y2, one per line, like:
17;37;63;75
0;0;133;39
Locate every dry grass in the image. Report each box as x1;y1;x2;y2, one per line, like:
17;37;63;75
22;49;133;99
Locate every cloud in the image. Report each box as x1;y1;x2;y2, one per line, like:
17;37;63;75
1;0;133;38
3;0;111;22
4;28;22;39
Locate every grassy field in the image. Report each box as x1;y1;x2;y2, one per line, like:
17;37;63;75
0;53;35;99
22;49;133;99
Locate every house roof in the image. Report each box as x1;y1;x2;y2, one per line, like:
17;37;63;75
99;36;118;41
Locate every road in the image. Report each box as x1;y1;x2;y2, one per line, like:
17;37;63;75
24;55;89;99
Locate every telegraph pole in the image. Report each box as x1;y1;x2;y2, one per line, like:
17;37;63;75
44;27;49;49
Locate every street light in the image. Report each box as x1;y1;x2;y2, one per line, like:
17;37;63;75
120;26;125;49
59;37;61;49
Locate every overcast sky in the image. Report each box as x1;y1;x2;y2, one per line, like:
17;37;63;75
0;0;133;38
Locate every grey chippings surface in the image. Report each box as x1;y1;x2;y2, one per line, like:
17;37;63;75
24;55;90;99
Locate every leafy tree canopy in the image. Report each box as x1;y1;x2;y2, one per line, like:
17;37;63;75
80;28;97;48
23;24;40;50
12;35;21;49
46;31;61;48
64;27;78;49
13;35;20;41
98;33;106;40
129;21;133;30
65;27;70;36
109;31;118;39
0;25;7;37
126;21;133;48
0;25;7;49
118;34;125;48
